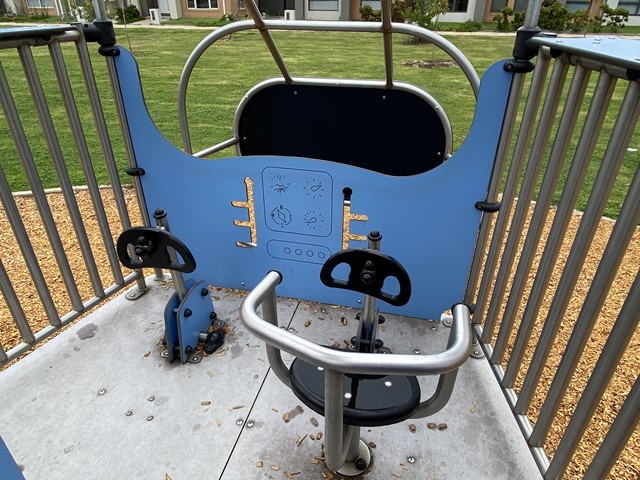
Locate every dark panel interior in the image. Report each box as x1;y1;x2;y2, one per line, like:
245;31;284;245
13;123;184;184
238;84;447;177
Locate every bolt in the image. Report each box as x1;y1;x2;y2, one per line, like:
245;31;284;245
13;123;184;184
384;381;392;387
184;309;192;318
185;346;193;354
355;458;367;470
474;350;480;356
148;396;155;402
98;389;106;395
407;456;416;464
201;288;209;296
126;410;133;416
210;312;218;320
431;326;437;331
246;420;255;428
147;415;154;421
236;419;244;426
414;349;420;354
344;393;352;399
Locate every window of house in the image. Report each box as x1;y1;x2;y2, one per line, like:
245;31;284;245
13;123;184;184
187;0;219;8
617;0;640;14
490;0;508;13
26;0;52;7
513;0;527;11
361;0;381;9
237;0;245;8
565;0;590;13
448;0;468;12
309;0;338;10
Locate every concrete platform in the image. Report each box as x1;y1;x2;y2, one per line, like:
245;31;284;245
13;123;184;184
0;280;541;479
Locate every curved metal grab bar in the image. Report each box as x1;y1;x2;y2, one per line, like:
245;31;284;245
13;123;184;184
240;271;473;377
178;20;479;153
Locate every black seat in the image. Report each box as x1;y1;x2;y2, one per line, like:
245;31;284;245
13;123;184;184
290;352;420;427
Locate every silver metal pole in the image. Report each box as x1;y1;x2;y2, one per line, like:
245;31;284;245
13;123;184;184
584;374;640;480
523;0;544;29
324;369;347;471
381;0;393;89
244;0;292;84
49;40;123;286
92;0;108;20
153;210;188;299
545;185;640;478
529;78;638;447
0;258;35;344
502;68;614;386
262;281;291;387
20;43;105;298
517;78;639;418
478;55;573;342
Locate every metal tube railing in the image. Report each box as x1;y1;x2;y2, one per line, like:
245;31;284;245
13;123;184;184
544;166;640;479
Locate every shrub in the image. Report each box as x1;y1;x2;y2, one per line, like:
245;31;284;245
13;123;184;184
567;9;589;33
115;4;142;23
600;4;629;32
538;0;569;31
457;19;481;32
359;4;380;21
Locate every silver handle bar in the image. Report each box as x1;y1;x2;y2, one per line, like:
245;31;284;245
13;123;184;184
240;270;473;378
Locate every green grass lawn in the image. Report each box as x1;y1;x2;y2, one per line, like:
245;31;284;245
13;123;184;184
0;26;636;218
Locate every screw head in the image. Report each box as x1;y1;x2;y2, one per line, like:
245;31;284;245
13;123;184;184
236;419;244;426
148;396;155;402
355;458;367;470
407;456;416;464
126;410;133;416
184;309;192;318
147;415;154;421
246;420;254;428
414;349;420;354
98;389;106;395
201;288;209;296
344;393;352;399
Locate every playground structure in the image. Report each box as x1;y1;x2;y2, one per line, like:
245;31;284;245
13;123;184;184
0;0;638;478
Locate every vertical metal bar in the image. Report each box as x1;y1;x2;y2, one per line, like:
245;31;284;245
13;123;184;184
0;165;59;325
244;0;292;84
523;0;544;28
325;369;346;471
475;53;564;339
516;79;640;417
0;258;35;344
465;72;524;307
74;39;132;232
494;67;610;367
584;374;640;480
0;56;83;313
546;264;640;479
104;56;154;288
92;0;108;20
529;79;639;447
381;0;393;89
49;40;124;286
153;210;188;299
261;279;291;388
18;43;105;298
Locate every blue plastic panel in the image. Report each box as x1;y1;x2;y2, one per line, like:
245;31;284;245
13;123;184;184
0;436;25;480
113;47;512;320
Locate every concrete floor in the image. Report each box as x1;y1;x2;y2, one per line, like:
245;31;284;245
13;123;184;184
0;279;541;479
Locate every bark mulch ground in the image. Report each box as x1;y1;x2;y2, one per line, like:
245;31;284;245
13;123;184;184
0;188;638;479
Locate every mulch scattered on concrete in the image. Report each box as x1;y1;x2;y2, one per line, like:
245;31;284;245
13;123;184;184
0;188;637;479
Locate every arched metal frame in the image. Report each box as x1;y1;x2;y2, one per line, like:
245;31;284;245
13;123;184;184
177;0;480;157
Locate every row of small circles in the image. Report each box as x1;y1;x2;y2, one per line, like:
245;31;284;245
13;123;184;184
283;247;326;259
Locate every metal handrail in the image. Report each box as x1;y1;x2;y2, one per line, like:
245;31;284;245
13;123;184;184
240;271;472;377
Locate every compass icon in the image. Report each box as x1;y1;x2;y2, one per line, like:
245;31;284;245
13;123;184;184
270;205;293;228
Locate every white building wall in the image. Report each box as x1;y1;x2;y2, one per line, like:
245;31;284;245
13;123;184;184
606;0;640;26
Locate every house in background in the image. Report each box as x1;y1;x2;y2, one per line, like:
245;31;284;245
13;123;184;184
7;0;640;29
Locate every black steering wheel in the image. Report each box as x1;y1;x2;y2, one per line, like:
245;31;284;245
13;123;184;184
320;249;411;306
117;227;196;273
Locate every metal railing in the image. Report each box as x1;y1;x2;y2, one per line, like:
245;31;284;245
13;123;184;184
466;36;640;480
0;25;147;365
